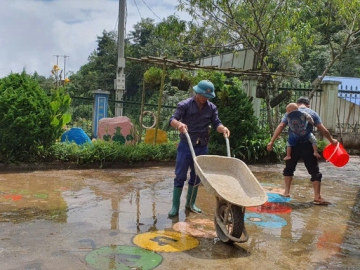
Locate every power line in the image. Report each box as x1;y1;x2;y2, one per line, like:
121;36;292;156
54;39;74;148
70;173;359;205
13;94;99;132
133;0;142;19
141;0;161;20
114;15;118;32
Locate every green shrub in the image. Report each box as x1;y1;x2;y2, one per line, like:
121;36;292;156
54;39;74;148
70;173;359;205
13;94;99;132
0;71;71;163
209;77;269;162
49;86;72;140
45;140;177;167
262;135;287;163
0;72;51;162
317;139;327;152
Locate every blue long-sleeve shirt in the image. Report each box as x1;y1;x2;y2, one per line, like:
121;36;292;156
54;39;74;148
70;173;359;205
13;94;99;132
169;96;222;145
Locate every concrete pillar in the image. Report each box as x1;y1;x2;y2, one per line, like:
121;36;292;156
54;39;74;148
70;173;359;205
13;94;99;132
242;77;261;120
92;89;110;138
319;80;341;132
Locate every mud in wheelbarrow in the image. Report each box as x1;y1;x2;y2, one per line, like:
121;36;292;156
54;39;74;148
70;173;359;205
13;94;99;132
185;132;267;244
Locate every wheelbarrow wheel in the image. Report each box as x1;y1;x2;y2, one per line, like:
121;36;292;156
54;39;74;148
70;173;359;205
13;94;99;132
215;199;244;244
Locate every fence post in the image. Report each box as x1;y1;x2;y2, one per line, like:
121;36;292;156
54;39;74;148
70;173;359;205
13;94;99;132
242;76;261;120
92;89;110;138
319;80;341;133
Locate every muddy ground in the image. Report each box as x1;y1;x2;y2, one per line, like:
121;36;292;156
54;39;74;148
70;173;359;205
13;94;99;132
0;156;359;270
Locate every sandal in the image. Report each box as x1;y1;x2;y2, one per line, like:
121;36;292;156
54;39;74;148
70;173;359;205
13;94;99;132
313;199;330;205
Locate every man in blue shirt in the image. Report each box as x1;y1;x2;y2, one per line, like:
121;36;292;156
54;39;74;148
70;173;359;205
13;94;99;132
283;102;321;160
267;97;337;205
168;80;230;217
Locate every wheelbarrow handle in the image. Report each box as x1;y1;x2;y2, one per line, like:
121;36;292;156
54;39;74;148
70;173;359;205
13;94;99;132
184;131;231;158
184;132;196;159
225;137;230;157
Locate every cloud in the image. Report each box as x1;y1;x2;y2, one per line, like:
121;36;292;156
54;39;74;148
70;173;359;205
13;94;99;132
0;0;191;78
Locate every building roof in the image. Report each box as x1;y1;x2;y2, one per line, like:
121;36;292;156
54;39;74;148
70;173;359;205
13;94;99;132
323;76;360;106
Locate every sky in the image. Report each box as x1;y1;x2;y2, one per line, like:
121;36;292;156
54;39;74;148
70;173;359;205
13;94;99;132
0;0;191;79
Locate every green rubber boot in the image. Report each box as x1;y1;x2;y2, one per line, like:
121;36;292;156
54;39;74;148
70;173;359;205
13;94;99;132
185;185;202;213
168;187;183;217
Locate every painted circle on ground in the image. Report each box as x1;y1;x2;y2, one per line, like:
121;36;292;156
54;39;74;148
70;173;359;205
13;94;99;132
132;230;199;252
85;245;162;270
247;202;292;214
173;219;217;238
266;193;291;203
245;213;287;228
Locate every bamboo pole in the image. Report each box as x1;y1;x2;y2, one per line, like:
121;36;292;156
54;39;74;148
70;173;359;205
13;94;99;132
154;60;167;144
139;80;146;144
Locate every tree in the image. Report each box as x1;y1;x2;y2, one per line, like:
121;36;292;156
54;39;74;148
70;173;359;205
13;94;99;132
177;0;311;132
69;30;118;99
32;71;55;93
304;0;360;99
178;1;306;72
178;0;360;133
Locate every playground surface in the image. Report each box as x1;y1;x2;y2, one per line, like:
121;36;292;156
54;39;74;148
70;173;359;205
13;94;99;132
0;156;359;270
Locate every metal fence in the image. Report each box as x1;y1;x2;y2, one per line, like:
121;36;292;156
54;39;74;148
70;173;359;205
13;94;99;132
110;97;179;141
68;95;179;141
68;96;93;136
337;86;360;134
258;82;360;138
258;83;322;130
67;81;360;144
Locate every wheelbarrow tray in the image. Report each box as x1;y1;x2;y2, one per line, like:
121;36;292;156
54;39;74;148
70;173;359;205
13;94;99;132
194;155;267;207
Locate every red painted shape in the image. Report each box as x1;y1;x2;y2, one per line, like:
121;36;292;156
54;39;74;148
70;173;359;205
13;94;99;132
247;202;292;214
317;231;342;252
4;194;23;201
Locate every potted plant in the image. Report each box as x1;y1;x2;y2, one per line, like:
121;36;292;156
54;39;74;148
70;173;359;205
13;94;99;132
169;70;192;91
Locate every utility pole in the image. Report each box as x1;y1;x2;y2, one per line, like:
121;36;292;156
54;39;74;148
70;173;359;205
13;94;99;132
53;55;60;66
114;0;126;116
63;55;69;79
53;54;69;78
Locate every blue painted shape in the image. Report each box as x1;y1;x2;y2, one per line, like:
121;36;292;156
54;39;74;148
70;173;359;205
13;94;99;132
267;193;291;203
245;213;287;228
261;183;276;187
61;127;92;145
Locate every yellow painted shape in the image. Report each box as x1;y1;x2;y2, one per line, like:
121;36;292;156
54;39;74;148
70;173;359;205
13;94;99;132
132;230;199;252
144;129;168;144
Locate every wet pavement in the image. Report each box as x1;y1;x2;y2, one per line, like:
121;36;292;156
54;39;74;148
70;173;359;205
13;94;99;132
0;156;359;270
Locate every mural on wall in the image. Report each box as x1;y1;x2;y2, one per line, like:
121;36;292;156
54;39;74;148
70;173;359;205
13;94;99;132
97;116;135;144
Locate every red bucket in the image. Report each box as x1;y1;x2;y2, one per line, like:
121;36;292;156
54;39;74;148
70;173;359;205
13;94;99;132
323;142;349;167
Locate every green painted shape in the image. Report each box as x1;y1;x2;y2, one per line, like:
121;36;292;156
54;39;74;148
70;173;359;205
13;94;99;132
112;127;125;144
103;134;111;141
126;134;134;141
34;193;49;199
85;245;162;270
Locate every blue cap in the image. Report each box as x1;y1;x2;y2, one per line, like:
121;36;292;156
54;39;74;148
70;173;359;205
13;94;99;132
193;80;215;99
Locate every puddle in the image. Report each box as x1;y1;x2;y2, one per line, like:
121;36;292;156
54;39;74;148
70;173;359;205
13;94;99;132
0;158;359;269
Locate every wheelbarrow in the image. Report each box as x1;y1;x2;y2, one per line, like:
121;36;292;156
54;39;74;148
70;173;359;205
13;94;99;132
185;132;267;244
